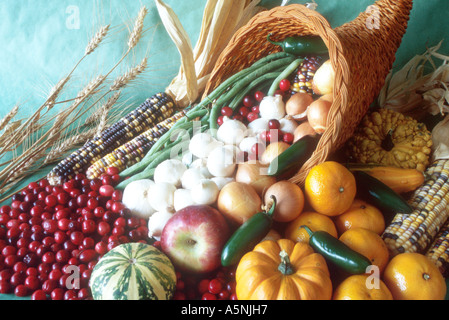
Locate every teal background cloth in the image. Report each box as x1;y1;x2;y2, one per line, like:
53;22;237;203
0;0;448;300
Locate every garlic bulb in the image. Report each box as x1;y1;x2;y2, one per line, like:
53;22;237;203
191;179;219;205
248;118;269;136
259;95;286;120
189;132;223;159
207;145;238;177
181;167;207;190
148;210;174;240
216;118;248;146
153;159;187;187
279;118;299;135
173;188;196;211
122;179;155;219
147;182;177;212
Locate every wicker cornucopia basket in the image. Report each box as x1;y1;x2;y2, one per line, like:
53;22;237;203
203;0;413;185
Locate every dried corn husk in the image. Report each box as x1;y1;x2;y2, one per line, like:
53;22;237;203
379;41;449;119
432;114;449;160
156;0;263;107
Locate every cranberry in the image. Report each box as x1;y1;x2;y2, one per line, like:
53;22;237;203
31;289;47;300
221;106;233;117
81;219;96;234
0;280;11;294
101;175;114;186
208;278;223;294
55;250;70;264
50;288;64;300
243;95;254;108
283;132;294;144
246;111;259;123
202;292;217;300
79;249;97;263
99;185;114;197
24;275;40;291
279;79;291;91
23;252;39;267
254;91;265;102
70;231;84;246
198;279;210;294
45;195;58;207
239;107;250;118
268;119;281;130
217;116;224;126
42;279;58;294
95;242;108;255
14;284;28;297
97;221;111;236
42;219;58;234
10;272;26;287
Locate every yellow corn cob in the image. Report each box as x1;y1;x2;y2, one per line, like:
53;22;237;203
382;159;449;256
47;92;175;185
426;219;449;277
85;110;187;179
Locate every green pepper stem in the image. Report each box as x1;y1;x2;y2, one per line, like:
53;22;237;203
266;195;277;218
300;225;314;237
278;250;294;275
267;33;282;47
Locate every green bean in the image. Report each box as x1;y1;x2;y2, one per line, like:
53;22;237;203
209;56;297;132
268;58;304;96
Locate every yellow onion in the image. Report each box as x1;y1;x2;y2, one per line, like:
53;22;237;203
264;181;305;222
312;60;335;95
286;92;314;120
293;121;317;142
260;141;290;165
307;96;332;134
217;182;262;226
235;161;276;196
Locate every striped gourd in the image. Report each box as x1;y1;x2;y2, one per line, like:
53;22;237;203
425;219;449;277
382;159;449;256
89;242;176;300
85;110;187;179
47;92;175;185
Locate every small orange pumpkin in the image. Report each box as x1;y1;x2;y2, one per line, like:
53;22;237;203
235;239;332;300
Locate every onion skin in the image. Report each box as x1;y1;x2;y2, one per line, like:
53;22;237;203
312;60;335;95
235;162;276;196
307;98;332;134
264;181;305;222
260;142;290;165
294;121;317;142
286;93;314;120
217;182;262;226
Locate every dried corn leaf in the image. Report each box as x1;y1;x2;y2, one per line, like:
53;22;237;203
379;41;449;118
159;0;262;107
155;0;198;106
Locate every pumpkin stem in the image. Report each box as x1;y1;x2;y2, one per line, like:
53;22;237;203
278;250;294;275
381;129;395;151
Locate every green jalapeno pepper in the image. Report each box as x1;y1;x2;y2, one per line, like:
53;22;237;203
267;135;319;177
301;225;372;274
267;34;328;56
221;196;277;267
352;170;413;224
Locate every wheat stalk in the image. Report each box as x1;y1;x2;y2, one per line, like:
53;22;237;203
0;106;19;132
128;6;148;51
86;25;111;56
110;57;148;91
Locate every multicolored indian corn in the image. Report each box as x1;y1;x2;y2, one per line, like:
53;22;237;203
382;159;449;256
85;110;187;179
426;219;449;277
47;92;175;185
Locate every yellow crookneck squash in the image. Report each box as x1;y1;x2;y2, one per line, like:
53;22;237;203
347;108;432;172
235;239;332;300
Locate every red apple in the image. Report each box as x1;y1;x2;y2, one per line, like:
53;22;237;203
160;205;230;274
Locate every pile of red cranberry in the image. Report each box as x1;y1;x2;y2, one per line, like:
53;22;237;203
0;167;149;300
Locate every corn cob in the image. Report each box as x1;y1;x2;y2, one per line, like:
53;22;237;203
85;110;187;179
425;219;449;277
382;159;449;256
289;56;323;96
47;92;175;185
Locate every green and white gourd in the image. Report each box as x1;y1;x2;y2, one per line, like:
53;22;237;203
89;242;177;300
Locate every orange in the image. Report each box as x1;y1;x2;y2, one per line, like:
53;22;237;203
304;161;356;217
333;199;385;236
339;228;389;273
383;253;447;300
284;211;338;243
333;274;393;300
